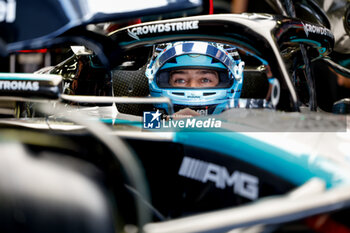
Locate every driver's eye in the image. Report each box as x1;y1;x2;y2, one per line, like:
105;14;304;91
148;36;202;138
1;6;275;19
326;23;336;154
174;79;186;84
201;78;211;83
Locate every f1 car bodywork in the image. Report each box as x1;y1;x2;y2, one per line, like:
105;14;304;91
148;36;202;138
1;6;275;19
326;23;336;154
0;2;350;233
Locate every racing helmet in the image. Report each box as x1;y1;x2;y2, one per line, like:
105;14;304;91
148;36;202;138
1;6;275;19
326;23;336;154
145;41;245;115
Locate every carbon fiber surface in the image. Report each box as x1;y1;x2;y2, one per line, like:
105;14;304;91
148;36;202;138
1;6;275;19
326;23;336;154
112;66;152;115
240;69;269;98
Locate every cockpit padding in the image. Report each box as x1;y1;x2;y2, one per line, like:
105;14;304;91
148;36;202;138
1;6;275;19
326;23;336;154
111;66;151;115
112;66;269;115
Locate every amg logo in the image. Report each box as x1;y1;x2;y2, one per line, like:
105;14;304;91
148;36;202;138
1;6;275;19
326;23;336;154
127;21;199;40
178;156;259;200
0;81;39;91
0;0;16;23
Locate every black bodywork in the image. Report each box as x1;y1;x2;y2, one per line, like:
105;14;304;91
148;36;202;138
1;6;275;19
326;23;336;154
54;13;334;114
0;1;349;232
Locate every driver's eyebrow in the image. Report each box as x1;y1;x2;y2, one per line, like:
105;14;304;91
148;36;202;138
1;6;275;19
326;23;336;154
170;70;188;75
170;70;217;75
196;70;217;75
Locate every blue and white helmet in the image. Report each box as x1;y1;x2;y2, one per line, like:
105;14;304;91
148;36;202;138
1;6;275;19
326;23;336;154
145;41;245;114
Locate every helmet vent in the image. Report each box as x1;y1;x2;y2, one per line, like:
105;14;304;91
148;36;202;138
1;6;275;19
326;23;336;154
203;92;216;96
172;92;185;96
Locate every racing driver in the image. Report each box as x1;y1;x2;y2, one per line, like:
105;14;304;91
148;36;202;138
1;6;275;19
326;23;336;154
145;41;245;118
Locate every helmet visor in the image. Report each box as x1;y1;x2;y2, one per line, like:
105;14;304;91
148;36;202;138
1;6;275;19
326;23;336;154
157;68;233;89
